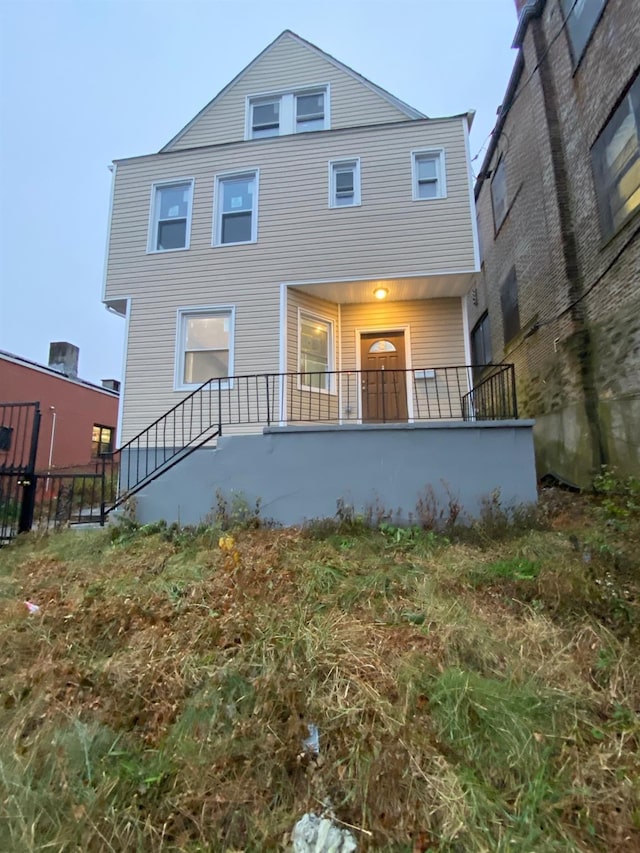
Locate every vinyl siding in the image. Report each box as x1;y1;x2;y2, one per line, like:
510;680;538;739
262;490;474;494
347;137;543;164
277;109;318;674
166;35;411;151
107;118;474;441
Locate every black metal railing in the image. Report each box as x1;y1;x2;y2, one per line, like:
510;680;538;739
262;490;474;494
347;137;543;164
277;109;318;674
0;402;41;542
102;364;516;514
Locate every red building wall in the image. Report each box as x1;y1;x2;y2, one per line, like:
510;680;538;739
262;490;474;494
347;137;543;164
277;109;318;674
0;359;119;471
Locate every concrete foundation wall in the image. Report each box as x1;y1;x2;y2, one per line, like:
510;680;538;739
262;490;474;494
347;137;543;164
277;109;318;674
130;422;537;527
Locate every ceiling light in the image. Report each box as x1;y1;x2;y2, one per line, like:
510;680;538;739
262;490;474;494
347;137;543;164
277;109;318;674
373;287;389;300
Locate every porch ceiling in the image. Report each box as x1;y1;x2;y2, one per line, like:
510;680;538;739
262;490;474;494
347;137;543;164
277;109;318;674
288;272;474;303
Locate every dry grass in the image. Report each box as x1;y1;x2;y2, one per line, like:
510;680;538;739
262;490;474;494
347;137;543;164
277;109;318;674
0;488;639;851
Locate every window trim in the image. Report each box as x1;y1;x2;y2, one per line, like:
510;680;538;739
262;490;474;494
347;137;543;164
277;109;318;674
328;157;361;208
174;305;236;392
297;309;336;394
590;72;640;240
411;148;447;201
212;169;259;247
561;0;607;67
91;424;115;458
244;85;331;140
147;178;195;254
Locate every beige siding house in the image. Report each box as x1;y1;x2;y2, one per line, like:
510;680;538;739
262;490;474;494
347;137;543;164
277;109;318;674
104;31;484;445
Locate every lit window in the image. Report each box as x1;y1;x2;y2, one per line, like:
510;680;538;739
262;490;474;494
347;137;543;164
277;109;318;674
491;158;508;231
412;150;446;200
92;425;114;457
500;269;520;344
214;171;258;246
329;159;361;207
247;88;328;139
299;312;334;391
148;180;194;252
591;74;640;238
176;308;235;389
561;0;607;64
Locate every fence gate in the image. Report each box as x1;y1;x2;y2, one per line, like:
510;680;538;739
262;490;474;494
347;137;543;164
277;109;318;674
0;402;41;544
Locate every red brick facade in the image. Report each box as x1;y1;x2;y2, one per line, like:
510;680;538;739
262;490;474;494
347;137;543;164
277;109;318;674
470;0;639;485
0;354;119;472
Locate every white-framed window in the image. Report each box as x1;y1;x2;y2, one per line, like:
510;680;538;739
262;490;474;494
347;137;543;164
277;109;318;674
175;306;235;390
213;170;258;246
148;179;194;252
411;149;446;200
329;158;361;208
246;86;329;139
298;310;335;392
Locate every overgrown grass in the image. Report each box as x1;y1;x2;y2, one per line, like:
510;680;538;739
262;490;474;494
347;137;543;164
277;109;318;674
0;487;639;851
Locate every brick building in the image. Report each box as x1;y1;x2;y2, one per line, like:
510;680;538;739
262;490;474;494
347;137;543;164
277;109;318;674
468;0;639;485
0;343;119;471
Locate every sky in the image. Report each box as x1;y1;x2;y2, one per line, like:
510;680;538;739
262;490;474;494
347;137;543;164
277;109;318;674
0;0;519;385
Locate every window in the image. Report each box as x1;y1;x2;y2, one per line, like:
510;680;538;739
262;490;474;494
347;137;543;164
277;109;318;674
92;425;114;457
329;158;361;207
491;157;508;231
500;269;520;344
561;0;607;64
0;425;12;452
214;171;258;246
299;311;334;391
471;313;492;368
247;87;328;139
176;308;235;389
591;74;640;238
148;180;194;252
412;150;446;200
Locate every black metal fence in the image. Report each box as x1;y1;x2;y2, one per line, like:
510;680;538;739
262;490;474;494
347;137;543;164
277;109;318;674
0;402;41;543
102;364;517;514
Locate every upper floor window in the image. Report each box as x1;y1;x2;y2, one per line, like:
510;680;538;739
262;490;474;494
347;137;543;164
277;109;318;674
591;73;640;239
411;150;446;200
329;158;361;208
247;87;329;139
561;0;607;64
213;171;258;246
175;307;235;390
148;179;194;252
500;268;520;344
491;157;508;231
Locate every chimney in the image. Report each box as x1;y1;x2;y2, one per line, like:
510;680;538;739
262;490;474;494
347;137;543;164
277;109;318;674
48;342;79;379
101;379;121;394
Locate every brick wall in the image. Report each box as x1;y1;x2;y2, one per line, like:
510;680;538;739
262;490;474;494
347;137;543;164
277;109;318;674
471;0;639;486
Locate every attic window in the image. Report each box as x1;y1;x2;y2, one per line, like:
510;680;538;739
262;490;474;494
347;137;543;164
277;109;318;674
247;87;328;139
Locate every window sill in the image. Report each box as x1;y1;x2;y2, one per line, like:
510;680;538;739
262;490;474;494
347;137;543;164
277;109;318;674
147;246;190;255
412;194;447;203
298;383;337;396
598;206;640;252
174;380;234;393
212;239;257;248
329;202;362;210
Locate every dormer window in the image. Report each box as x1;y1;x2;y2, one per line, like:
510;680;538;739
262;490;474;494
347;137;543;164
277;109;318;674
247;87;329;139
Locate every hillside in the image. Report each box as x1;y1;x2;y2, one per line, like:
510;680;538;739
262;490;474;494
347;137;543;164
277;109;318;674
1;482;639;852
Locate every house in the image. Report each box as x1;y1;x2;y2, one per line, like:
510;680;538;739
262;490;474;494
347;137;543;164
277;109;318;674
103;30;537;525
468;0;639;487
0;342;119;471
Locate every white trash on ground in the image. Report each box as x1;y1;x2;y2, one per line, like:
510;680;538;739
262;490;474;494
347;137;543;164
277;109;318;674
292;813;357;853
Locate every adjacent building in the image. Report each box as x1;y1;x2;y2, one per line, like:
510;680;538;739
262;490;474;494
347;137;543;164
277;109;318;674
0;343;119;471
469;0;639;485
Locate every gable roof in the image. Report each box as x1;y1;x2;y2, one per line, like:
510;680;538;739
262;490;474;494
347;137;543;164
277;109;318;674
161;30;426;152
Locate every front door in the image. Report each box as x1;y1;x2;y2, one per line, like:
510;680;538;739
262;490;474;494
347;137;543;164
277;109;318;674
360;332;408;422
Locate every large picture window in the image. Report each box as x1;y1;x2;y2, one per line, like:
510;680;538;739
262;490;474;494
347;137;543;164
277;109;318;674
591;74;640;238
148;179;194;252
299;311;334;391
214;171;258;246
176;307;235;389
